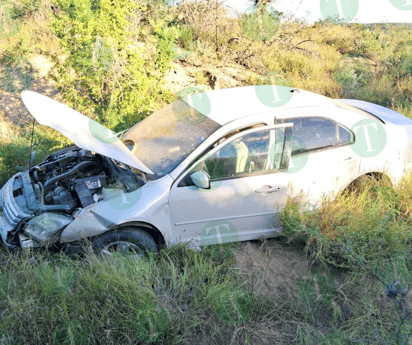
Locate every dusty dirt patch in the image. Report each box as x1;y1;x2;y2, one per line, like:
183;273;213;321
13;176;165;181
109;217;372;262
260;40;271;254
232;239;397;344
233;239;309;301
0;54;59;125
163;61;252;94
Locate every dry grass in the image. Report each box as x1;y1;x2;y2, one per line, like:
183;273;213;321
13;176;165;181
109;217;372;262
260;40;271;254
0;2;412;343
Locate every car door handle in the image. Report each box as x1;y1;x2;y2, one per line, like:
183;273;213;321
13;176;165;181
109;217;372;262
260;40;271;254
255;185;281;193
340;157;356;163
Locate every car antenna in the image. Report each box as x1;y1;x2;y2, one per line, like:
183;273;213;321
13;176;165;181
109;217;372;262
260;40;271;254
28;117;36;170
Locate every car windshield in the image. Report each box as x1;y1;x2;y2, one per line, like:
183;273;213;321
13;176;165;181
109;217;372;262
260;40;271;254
122;99;221;178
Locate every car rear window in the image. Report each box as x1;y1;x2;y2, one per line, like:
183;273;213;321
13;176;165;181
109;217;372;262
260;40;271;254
338;124;354;145
282;117;337;153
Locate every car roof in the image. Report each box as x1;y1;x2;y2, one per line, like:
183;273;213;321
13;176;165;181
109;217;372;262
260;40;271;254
181;85;337;126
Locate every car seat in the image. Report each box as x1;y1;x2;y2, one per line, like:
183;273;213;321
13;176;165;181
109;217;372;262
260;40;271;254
211;141;249;178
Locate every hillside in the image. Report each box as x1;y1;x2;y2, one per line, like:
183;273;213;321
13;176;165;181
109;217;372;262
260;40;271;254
1;0;412;344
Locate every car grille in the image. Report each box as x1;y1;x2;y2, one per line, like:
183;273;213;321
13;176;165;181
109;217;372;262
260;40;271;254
0;173;33;244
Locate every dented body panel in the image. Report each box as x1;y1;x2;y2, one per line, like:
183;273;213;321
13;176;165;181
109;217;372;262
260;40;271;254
59;174;174;243
1;86;411;250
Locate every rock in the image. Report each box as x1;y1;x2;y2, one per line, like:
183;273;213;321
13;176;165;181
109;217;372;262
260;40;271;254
29;54;53;79
214;74;239;89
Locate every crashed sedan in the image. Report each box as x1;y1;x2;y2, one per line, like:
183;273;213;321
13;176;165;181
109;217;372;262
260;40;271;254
1;86;412;255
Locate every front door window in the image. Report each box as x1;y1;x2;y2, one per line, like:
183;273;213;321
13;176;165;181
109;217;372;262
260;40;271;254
200;127;289;181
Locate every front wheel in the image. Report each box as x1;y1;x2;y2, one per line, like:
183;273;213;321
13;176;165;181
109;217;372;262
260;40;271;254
92;228;158;258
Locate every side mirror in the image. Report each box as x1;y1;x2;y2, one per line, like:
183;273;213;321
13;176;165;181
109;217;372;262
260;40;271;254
190;171;210;189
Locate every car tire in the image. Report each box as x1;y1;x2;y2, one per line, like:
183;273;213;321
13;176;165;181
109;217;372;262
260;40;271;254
343;173;392;196
92;228;158;257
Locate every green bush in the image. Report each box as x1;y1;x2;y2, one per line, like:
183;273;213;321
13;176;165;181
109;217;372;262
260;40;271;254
280;177;412;270
10;0;42;19
51;0;173;132
0;126;69;187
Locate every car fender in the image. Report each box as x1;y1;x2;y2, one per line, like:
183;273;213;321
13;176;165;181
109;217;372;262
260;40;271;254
59;174;174;244
357;123;406;187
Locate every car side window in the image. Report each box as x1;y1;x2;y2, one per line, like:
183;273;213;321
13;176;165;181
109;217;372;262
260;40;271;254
338;124;354;145
177;127;291;187
203;130;270;179
282;117;337;154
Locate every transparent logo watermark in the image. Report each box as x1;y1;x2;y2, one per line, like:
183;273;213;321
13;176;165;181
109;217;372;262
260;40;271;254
53;320;91;345
200;220;239;247
298;268;337;306
320;0;359;23
255;71;294;108
241;4;281;41
132;304;170;343
389;0;412;11
37;260;78;295
213;287;253;325
350;119;387;158
270;133;309;174
191;153;224;193
172;87;211;126
172;23;197;60
92;38;114;75
165;0;181;5
103;186;143;212
88;118;122;144
0;57;34;94
297;201;319;214
0;0;23;39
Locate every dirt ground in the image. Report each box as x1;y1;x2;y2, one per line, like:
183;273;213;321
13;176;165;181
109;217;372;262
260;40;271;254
233;239;309;301
0;54;251;126
0;54;59;125
231;239;403;344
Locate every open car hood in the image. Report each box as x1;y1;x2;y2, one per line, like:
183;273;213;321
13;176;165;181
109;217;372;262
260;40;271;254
21;91;153;175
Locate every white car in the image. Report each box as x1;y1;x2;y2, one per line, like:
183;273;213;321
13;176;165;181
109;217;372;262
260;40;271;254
1;86;411;255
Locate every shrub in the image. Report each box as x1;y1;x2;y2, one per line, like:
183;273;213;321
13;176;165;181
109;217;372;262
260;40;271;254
279;175;412;270
50;0;174;132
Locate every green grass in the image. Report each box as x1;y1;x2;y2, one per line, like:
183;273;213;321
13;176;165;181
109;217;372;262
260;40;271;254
276;174;412;344
280;174;412;270
0;174;410;344
0;237;406;344
0;243;251;344
2;172;412;345
2;1;412;344
0;124;70;187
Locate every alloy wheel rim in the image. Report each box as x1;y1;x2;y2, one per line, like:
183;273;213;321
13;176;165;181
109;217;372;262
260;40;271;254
100;241;144;259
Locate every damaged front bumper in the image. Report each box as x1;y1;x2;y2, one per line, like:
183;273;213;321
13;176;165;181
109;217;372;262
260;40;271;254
0;172;34;247
0;172;74;248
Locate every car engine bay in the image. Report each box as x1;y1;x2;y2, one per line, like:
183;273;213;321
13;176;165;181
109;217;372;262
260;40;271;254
0;146;147;247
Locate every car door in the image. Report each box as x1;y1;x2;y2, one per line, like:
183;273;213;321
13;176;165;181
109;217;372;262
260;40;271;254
279;116;358;205
168;124;293;247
